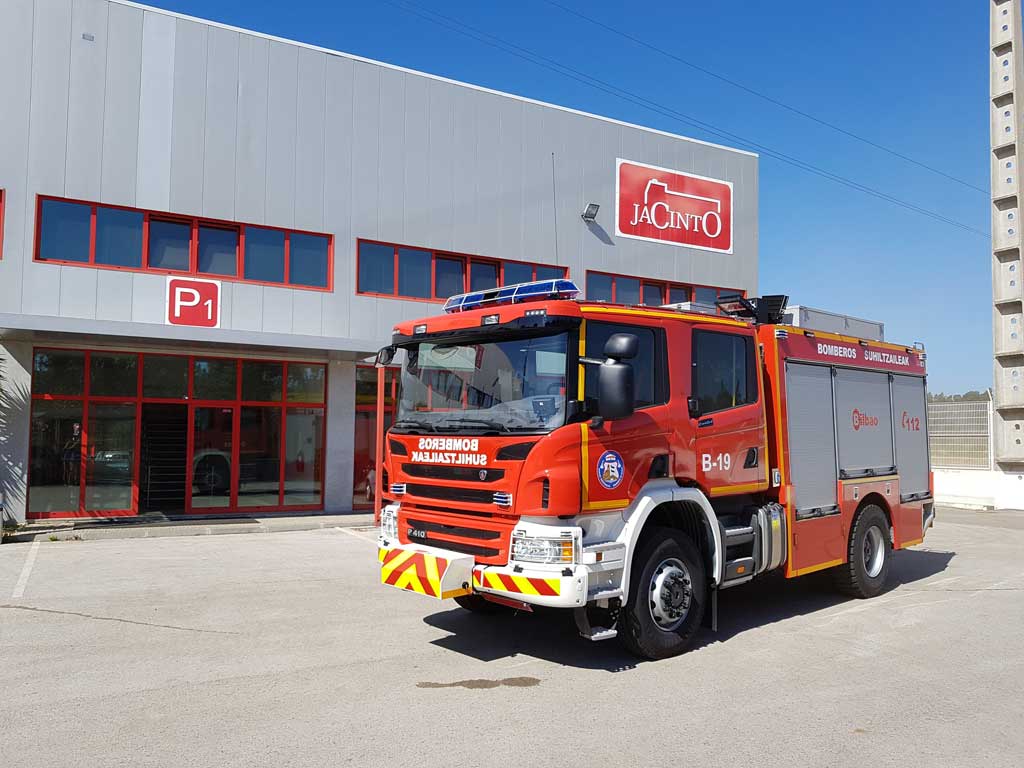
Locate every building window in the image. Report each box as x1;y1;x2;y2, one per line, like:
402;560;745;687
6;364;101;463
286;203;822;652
691;330;758;414
27;349;327;519
35;196;332;291
585;270;740;310
356;239;567;301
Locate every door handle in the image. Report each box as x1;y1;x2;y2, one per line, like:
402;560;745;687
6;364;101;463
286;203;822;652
743;447;758;469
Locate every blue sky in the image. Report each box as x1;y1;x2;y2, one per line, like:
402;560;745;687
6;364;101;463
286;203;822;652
147;0;991;394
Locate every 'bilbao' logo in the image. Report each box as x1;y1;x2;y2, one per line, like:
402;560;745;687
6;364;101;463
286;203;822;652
852;409;879;431
596;450;624;490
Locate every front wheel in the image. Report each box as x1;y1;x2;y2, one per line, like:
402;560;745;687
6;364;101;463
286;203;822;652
834;504;892;598
620;527;706;660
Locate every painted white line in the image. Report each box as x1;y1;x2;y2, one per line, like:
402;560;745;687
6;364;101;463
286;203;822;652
11;541;40;599
335;527;379;545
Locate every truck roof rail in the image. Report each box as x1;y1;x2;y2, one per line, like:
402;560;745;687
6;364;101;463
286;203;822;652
716;293;790;324
442;279;580;313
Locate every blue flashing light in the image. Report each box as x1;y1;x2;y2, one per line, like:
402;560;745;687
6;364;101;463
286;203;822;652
442;279;580;313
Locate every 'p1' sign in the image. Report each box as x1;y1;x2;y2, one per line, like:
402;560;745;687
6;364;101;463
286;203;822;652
166;276;221;328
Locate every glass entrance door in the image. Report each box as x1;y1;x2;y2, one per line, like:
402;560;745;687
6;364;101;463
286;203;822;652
191;406;235;510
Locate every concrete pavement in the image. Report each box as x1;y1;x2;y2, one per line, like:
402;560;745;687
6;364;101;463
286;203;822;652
0;507;1021;767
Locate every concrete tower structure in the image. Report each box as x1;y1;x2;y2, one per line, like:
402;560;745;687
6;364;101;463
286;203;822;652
990;1;1024;474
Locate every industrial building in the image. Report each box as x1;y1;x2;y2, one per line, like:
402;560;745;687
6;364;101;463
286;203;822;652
0;0;758;523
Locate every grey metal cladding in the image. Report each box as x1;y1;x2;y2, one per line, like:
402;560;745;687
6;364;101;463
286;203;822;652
834;368;895;475
890;374;929;497
0;0;757;350
785;362;838;512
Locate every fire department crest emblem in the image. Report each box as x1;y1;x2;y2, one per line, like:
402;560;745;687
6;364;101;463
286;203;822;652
596;450;624;490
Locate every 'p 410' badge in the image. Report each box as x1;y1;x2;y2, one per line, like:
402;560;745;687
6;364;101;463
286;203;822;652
597;450;624;490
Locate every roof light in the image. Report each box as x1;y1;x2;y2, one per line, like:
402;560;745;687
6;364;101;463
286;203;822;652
442;279;580;313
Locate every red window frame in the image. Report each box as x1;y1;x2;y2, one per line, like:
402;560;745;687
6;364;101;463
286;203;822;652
353;364;400;510
26;348;329;519
585;270;745;311
355;238;569;302
33;195;334;292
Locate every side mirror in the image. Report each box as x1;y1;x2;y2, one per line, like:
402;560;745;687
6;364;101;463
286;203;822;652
375;345;396;367
687;397;701;419
604;332;638;361
597;360;635;421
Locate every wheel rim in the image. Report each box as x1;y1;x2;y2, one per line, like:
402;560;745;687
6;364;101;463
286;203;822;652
648;557;692;631
863;525;885;578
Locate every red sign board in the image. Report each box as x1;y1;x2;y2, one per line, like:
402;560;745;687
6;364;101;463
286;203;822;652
615;158;733;253
779;332;927;375
166;277;221;328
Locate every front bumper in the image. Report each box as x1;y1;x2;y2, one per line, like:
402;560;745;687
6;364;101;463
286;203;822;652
378;539;588;608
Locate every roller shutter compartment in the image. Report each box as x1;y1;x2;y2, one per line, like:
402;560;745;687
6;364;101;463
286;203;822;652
833;368;895;478
890;374;930;500
785;362;838;517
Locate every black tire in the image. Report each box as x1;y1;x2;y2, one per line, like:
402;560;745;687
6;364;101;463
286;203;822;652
620;527;706;660
195;457;230;495
454;594;509;614
834;504;892;598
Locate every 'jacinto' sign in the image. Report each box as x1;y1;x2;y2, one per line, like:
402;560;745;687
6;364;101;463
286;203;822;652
615;158;733;253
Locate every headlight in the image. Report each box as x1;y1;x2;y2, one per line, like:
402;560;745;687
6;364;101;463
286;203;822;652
380;506;398;541
511;534;575;564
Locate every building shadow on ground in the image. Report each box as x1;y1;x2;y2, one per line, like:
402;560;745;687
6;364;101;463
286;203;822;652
423;547;955;672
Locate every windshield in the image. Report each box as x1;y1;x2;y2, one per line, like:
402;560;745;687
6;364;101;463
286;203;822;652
395;332;569;434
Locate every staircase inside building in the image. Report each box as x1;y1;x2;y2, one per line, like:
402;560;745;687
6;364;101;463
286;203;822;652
139;404;188;515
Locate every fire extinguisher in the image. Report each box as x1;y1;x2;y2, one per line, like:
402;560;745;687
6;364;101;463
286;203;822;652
296;449;305;474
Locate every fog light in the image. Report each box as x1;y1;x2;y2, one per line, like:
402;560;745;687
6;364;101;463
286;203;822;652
482;314;500;325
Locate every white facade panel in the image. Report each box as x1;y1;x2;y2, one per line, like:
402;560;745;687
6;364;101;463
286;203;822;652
65;0;109;202
136;9;175;211
101;1;143;207
203;25;240;221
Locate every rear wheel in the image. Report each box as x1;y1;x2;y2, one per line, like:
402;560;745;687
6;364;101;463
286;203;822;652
620;527;706;660
834;504;891;598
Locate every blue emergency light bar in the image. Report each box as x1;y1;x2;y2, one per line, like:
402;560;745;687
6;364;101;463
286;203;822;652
442;279;580;313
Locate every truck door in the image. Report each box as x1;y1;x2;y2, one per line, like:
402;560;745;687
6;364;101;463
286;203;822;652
690;327;767;497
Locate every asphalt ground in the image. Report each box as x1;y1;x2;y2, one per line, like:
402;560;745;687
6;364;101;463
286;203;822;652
1;507;1021;767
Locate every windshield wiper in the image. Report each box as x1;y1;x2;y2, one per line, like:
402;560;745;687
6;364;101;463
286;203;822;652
436;418;512;434
390;419;436;433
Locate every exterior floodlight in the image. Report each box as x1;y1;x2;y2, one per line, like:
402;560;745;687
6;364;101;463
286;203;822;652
581;203;600;221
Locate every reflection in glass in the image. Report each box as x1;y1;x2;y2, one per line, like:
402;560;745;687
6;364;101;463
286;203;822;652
286;364;326;403
148;219;191;271
358;242;395;294
642;283;664;307
95;207;143;267
28;401;83;514
694;286;718;306
244;227;285;283
143;356;189;399
289;233;329;287
617;277;640;306
238;407;281;507
398;248;432;298
191;407;234;508
470;262;498;291
39;199;91;262
284;408;323;505
33;350;85;396
668;286;691;304
503;262;533;286
198;226;238;276
536;265;566;281
193;358;236;400
586;272;613;302
434;257;464;298
85;404;135;510
242;361;283;402
90;353;138;397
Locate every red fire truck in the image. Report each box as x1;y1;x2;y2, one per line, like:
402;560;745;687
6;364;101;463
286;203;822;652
374;280;934;659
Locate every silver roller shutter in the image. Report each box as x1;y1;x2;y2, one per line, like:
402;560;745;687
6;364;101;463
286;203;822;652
891;374;930;500
833;368;895;478
785;362;838;515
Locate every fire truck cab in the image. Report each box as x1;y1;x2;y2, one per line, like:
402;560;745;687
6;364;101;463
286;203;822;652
375;279;934;659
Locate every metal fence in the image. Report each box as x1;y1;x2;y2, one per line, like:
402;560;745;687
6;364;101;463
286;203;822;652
927;401;993;470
